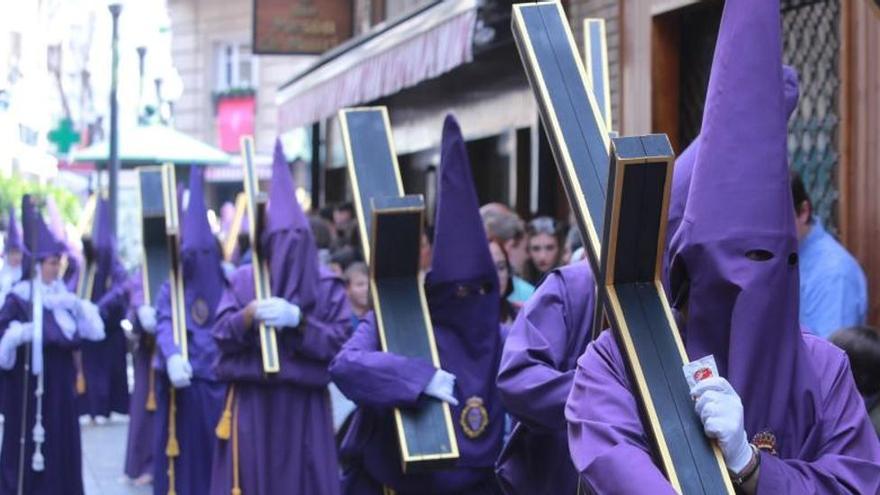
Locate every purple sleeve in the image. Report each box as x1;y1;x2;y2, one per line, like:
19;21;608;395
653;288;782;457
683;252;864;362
291;277;352;362
154;281;181;360
97;264;130;320
566;332;677;494
498;272;580;430
755;353;880;494
329;313;437;410
212;267;258;354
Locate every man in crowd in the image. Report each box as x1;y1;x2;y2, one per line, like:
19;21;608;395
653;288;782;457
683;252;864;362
0;195;105;494
152;167;227;495
481;205;534;304
210;140;351;495
566;1;880;493
793;172;867;337
330;115;504;494
79;198;130;423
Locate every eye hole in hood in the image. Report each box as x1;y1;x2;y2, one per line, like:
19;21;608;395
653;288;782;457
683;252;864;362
745;249;774;262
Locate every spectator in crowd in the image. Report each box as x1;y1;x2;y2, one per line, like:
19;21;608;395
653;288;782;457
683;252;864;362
481;206;535;303
333;202;356;233
562;225;583;265
830;326;880;436
793;172;868;338
329;246;359;276
309;215;336;267
524;216;563;286
489;239;518;335
343;262;370;326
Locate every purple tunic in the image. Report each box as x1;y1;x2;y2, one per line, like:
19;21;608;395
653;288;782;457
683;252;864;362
153;167;229;495
495;262;595;495
209;266;350;495
123;270;155;480
79;199;130;417
0;294;85;495
568;330;880;494
210;134;350;495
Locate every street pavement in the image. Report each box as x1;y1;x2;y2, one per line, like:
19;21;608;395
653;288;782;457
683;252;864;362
1;415;152;495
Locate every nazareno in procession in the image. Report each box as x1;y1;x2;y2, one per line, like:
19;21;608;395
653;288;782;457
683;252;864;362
0;0;879;494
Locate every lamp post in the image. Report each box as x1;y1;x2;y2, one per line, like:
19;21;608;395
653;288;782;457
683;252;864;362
108;2;122;237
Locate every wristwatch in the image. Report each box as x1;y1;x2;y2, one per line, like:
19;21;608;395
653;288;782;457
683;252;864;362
731;444;761;486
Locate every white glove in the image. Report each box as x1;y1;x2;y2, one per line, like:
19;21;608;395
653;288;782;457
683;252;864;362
0;321;34;370
692;376;753;473
6;321;34;347
137;305;157;334
43;292;79;311
424;369;459;406
254;297;302;329
166;353;193;389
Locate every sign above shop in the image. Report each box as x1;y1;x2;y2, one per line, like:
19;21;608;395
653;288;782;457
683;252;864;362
253;0;353;55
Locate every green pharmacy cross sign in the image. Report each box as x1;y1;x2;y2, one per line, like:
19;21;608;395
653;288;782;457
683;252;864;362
48;118;81;154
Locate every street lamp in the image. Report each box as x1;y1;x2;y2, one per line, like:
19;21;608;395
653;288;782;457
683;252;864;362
108;2;122;237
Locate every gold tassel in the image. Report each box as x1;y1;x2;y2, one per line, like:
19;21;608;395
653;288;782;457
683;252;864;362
146;356;157;412
76;371;86;395
215;385;235;440
231;391;241;495
166;387;179;495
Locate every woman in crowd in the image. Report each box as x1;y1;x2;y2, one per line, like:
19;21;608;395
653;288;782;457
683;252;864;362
524;216;563;286
489;239;518;337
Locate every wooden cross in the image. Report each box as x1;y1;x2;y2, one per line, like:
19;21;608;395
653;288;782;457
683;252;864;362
339;107;459;472
239;136;281;374
513;2;734;493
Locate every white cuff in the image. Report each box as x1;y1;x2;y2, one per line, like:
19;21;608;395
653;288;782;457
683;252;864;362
0;322;21;370
77;301;106;341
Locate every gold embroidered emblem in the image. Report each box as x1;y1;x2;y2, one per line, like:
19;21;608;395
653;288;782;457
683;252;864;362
460;396;488;439
191;297;210;326
752;430;778;456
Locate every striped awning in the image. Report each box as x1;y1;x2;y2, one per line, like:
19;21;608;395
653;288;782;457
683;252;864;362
276;0;479;131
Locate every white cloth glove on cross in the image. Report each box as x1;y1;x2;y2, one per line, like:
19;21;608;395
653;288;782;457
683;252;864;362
137;305;157;334
424;369;459;406
166;353;193;389
691;376;754;473
254;297;302;329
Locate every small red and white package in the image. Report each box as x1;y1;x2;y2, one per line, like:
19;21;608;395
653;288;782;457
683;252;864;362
682;354;719;392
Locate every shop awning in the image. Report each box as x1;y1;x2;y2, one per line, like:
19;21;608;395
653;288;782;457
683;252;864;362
72;124;231;166
276;0;479;131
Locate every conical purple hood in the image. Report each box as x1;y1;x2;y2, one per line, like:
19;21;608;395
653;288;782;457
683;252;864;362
181;167;216;253
267;139;308;234
262;138;318;311
5;208;23;253
93;197;115;252
669;0;816;454
668;64;799;253
22;195;64;261
180;166;226;337
429;115;495;284
424;115;504;466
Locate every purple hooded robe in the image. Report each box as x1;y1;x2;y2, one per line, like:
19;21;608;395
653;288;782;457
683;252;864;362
152;167;227;495
78;198;130;418
122;268;155;480
0;195;104;495
565;1;880;493
209;140;352;495
330;115;504;495
494;261;595;495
